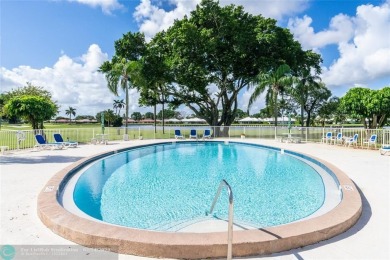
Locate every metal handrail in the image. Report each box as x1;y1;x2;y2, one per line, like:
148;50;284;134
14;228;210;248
208;179;234;260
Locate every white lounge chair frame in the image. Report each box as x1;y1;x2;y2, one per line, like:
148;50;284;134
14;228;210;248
363;134;377;149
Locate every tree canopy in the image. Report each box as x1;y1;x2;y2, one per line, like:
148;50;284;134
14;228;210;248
132;0;319;133
4;95;58;129
2;83;58;129
65;106;76;122
340;86;390;128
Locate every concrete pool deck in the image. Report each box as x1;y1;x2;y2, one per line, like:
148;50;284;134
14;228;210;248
1;139;389;259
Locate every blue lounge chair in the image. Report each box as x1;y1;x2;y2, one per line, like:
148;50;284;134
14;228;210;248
174;129;184;139
322;132;332;144
54;133;78;148
380;145;390;155
363;134;377;149
189;129;197;139
203;129;212;139
345;134;359;147
333;132;343;145
35;134;64;150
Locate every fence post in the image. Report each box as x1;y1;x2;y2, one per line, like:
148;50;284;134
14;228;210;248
305;127;308;143
274;127;277;140
383;129;385;146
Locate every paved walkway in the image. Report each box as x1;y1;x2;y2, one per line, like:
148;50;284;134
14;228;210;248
0;139;389;259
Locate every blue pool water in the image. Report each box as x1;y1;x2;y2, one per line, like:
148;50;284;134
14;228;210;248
73;142;325;230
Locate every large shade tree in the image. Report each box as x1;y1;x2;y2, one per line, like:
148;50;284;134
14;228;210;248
340;86;390;128
289;52;322;127
1;82;55;124
2;83;58;129
137;32;173;133
366;87;390;128
140;0;316;135
301;82;331;126
4;95;58;129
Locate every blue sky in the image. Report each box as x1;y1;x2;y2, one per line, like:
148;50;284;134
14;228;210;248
1;0;389;117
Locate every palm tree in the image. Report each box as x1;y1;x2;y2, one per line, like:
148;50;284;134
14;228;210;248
65;107;76;123
99;32;146;135
105;109;116;126
100;58;140;134
248;64;294;126
113;99;120;115
117;99;125;116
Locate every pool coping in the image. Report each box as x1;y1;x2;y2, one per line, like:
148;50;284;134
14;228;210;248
37;141;362;259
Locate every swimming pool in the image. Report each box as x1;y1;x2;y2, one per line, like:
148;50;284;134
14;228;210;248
70;142;332;231
38;140;362;258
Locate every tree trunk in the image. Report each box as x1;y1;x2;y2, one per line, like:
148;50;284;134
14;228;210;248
154;103;157;133
372;115;378;129
162;93;165;134
274;91;278;127
306;112;311;127
214;126;230;137
125;87;129;134
378;114;387;128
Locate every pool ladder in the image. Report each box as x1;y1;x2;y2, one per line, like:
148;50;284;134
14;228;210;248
208;179;234;260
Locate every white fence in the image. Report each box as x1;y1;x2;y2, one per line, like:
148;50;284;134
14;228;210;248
1;125;389;151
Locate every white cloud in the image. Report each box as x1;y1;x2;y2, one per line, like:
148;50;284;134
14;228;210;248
134;0;309;40
288;14;354;50
221;0;309;20
67;0;123;14
134;0;199;40
0;44;145;117
288;1;390;91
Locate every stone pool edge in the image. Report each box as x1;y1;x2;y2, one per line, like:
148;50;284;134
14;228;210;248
37;141;362;259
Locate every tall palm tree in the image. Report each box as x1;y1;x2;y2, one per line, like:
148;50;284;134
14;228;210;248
65;106;76;123
100;58;139;134
99;32;146;134
248;64;294;126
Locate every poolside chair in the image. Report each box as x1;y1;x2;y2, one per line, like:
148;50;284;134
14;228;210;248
322;132;332;144
379;145;390;155
189;129;197;139
345;134;359;147
363;134;377;149
53;133;78;148
35;134;64;150
174;129;184;139
333;132;343;145
203;129;212;139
